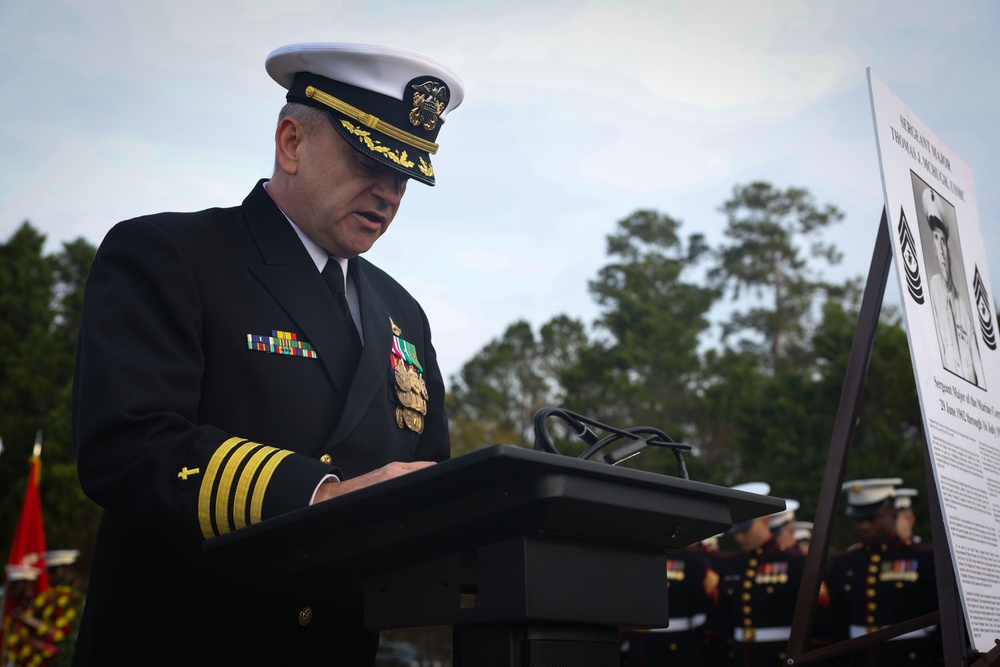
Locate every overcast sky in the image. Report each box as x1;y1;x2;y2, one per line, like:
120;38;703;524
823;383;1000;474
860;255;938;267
1;0;998;384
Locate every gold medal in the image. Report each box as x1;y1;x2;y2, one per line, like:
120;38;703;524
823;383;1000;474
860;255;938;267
403;408;424;434
396;406;405;429
417;375;428;398
397;388;414;408
394;365;413;392
413;393;427;415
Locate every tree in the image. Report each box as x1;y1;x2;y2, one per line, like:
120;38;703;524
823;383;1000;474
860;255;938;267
810;299;928;548
714;295;928;552
444;190;936;557
52;238;97;359
0;222;99;577
447;315;590;454
0;223;59;445
578;210;718;466
710;182;845;372
686;347;764;485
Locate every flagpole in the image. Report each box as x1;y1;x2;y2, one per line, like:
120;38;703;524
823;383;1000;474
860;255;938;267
3;434;35;666
5;430;50;593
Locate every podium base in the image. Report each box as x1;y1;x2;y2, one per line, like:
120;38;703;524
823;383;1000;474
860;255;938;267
365;534;668;629
454;623;620;667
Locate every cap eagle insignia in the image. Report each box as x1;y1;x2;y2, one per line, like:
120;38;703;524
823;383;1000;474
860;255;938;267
409;80;449;131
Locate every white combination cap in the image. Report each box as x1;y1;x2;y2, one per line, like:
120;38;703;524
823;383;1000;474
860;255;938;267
769;498;800;529
265;43;465;186
894;488;918;510
5;564;41;582
842;477;903;519
728;482;776;534
922;188;949;238
43;549;80;567
794;520;814;543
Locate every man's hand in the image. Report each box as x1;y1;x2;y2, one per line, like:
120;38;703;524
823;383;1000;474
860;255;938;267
313;460;436;503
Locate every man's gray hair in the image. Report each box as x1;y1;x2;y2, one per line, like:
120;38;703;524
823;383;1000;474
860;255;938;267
273;103;329;173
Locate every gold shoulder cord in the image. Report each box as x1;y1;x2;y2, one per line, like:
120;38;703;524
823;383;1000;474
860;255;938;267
305;86;439;155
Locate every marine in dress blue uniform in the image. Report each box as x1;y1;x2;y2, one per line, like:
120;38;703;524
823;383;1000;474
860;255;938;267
624;545;720;666
827;479;942;666
713;483;806;667
895;487;922;543
72;43;463;666
794;521;814;555
770;498;800;552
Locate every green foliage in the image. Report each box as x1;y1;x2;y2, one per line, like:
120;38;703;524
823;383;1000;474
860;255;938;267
0;222;99;577
447;315;590;452
687;347;765;484
0;223;59;436
710;182;846;371
579;210;719;446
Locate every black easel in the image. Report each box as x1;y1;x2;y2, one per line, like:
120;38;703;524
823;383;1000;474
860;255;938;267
783;209;1000;666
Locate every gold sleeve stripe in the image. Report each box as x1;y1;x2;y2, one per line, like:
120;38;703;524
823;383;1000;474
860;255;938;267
198;437;246;540
249;449;294;526
305;85;440;155
232;445;279;530
214;441;262;537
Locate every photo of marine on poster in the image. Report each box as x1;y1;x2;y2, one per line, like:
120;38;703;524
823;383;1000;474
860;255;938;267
869;67;1000;653
911;172;986;390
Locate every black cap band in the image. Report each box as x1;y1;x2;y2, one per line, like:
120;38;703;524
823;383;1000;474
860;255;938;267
287;71;450;185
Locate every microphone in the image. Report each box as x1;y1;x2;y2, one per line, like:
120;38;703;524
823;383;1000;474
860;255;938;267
561;412;600;446
532;407;691;479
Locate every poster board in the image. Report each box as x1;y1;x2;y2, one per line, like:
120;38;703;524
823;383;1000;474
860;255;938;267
869;67;1000;653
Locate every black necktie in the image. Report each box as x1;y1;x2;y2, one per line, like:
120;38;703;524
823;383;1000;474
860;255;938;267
321;258;363;357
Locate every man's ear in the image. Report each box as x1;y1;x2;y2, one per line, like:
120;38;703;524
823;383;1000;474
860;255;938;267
274;117;305;175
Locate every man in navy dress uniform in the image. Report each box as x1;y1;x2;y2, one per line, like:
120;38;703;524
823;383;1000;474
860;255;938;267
72;42;464;666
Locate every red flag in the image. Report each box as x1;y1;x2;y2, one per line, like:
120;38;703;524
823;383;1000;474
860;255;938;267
5;440;50;601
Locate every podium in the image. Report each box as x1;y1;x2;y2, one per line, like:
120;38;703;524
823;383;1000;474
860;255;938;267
206;444;782;666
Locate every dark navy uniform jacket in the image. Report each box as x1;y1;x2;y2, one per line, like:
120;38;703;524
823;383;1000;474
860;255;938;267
72;182;449;665
826;535;941;666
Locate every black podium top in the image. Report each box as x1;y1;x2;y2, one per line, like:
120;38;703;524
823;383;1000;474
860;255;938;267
205;445;782;582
